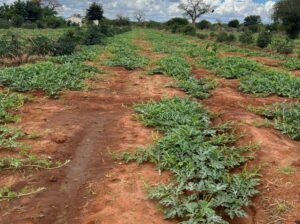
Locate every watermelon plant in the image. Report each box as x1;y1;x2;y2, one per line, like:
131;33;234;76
105;33;149;70
120;97;260;223
0;62;99;96
150;56;217;99
200;56;263;79
250;102;300;140
239;70;300;98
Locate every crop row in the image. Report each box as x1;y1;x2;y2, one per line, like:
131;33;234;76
105;32;149;70
249;102;300;140
121;97;259;223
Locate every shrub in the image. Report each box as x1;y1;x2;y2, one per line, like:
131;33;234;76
43;16;65;28
11;15;24;28
0;33;25;60
166;17;189;29
197;33;208;39
196;20;211;29
271;38;294;54
36;20;46;28
52;31;77;56
21;22;37;29
180;24;196;36
228;19;240;28
209;31;216;37
239;31;254;44
28;36;54;56
256;31;272;48
227;33;236;42
0;19;10;29
216;32;236;43
83;25;106;45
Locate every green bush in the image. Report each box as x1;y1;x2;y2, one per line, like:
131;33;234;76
256;31;272;48
196;20;211;29
180;24;196;36
29;36;54;56
239;31;254;44
197;33;208;39
0;33;25;60
11;15;24;28
271;38;294;54
52;31;77;56
83;25;106;45
21;22;37;29
0;19;10;29
216;32;236;43
43;16;65;28
209;31;216;37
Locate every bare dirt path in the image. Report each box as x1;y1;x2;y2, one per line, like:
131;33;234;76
0;50;182;223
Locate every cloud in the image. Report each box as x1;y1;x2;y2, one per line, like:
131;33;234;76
0;0;276;23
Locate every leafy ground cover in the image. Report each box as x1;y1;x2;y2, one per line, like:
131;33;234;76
200;56;263;79
121;97;260;223
281;57;300;70
239;70;300;98
150;55;217;98
0;62;98;96
250;102;300;140
105;32;149;70
50;45;103;64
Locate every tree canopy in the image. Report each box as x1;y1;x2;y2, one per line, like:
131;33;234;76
86;2;103;23
178;0;213;26
273;0;300;39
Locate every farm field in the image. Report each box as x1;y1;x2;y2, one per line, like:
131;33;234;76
0;28;299;224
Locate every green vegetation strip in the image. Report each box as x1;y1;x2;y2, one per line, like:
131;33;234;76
121;97;260;223
105;32;149;70
200;56;262;79
250;102;300;140
0;62;98;96
239;70;300;98
150;56;217;99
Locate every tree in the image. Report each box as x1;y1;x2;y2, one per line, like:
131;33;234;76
134;10;145;23
41;0;61;10
86;2;103;24
13;0;27;19
273;0;300;39
25;0;43;22
196;19;211;29
244;15;261;32
178;0;213;26
165;17;189;33
115;14;130;26
244;15;261;26
228;19;239;28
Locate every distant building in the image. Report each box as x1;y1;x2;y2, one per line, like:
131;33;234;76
67;14;83;26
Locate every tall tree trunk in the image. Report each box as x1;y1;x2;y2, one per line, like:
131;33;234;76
192;17;196;27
